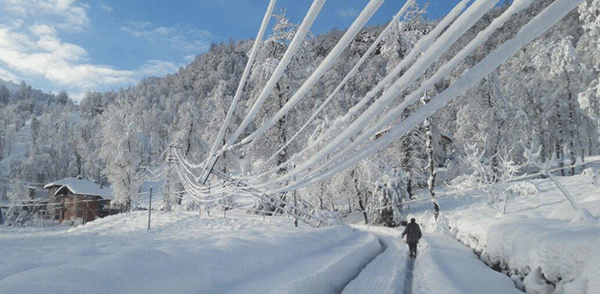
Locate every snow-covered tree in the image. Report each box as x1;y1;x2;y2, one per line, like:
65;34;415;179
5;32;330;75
370;163;409;227
99;98;141;211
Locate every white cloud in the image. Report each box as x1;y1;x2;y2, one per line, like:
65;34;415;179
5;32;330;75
100;3;112;12
337;8;358;19
0;1;203;101
121;22;213;53
2;0;89;32
0;25;137;92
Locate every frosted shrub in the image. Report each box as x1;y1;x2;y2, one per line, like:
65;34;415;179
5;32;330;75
505;182;538;197
4;207;53;227
369;169;409;227
582;167;600;188
314;210;343;226
448;142;497;193
4;206;30;227
449;141;522;214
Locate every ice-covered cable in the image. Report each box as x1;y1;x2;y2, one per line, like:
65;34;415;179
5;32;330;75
235;0;470;182
311;0;535;178
260;0;499;187
253;0;415;173
268;0;584;194
223;0;327;150
238;0;386;146
203;0;278;175
306;0;472;152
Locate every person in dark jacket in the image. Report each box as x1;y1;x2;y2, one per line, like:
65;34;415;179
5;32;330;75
402;218;422;257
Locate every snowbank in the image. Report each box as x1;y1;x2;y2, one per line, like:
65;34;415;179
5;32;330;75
413;235;521;294
438;174;600;293
0;210;381;294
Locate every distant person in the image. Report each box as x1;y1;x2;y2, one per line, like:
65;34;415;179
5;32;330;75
402;218;422;258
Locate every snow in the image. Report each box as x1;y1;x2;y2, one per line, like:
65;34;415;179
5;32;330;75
2;1;595;292
3;170;600;293
426;172;600;293
342;226;411;293
342;226;520;294
0;210;380;294
413;235;521;294
44;177;112;200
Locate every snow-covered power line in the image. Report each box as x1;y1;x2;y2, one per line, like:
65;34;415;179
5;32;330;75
297;0;471;157
252;0;415;174
202;0;278;183
254;0;500;188
266;0;585;194
219;0;327;152
237;0;386;146
237;0;468;181
299;0;537;184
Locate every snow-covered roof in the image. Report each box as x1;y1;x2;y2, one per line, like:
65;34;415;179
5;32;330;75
44;177;113;200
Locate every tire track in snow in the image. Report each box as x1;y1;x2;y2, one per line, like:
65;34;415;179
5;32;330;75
342;227;410;294
403;257;415;294
223;228;382;294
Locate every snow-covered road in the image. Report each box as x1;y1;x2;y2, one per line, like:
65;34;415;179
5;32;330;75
344;226;521;294
0;209;521;294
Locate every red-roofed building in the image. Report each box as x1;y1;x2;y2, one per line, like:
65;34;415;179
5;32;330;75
44;176;119;224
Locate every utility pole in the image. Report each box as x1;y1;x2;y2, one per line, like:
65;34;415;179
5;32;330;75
294;192;298;227
148;187;152;231
164;144;177;211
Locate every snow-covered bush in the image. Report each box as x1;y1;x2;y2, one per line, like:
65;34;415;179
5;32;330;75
251;197;278;216
448;142;497;192
505;182;538;197
582;167;600;188
217;194;234;212
2;206;52;227
369;167;409;227
314;210;343;226
449;142;524;214
58;216;83;227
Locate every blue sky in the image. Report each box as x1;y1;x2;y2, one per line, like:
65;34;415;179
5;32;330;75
0;0;460;101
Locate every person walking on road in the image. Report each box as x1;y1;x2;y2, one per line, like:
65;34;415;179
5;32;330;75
402;218;422;258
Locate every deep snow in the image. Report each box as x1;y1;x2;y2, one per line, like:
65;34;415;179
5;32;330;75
2;167;600;293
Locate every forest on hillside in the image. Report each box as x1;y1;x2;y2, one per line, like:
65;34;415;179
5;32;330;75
1;0;599;226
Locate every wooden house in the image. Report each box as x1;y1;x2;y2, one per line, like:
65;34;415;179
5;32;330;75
44;176;118;224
